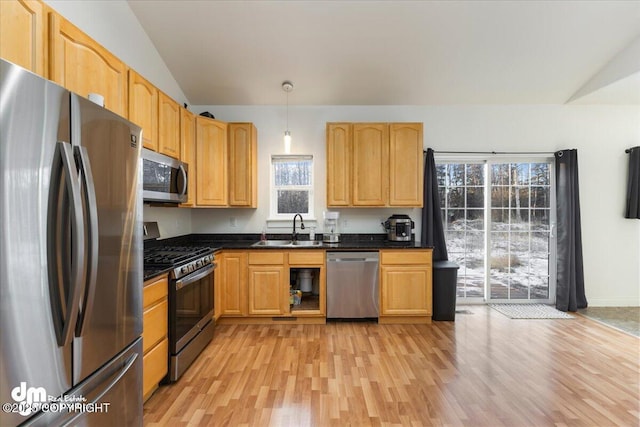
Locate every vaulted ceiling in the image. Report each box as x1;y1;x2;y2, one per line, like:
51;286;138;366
128;0;640;105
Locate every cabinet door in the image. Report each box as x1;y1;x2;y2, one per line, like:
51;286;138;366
248;266;286;315
49;13;127;117
180;107;196;206
196;117;228;206
0;0;44;76
228;123;257;207
220;252;247;316
326;123;352;207
128;70;158;151
389;123;423;206
352;123;388;206
380;266;431;316
158;92;180;158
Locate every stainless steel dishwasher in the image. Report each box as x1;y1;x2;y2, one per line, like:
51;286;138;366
326;251;379;319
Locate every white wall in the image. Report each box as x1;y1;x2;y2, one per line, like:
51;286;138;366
44;0;188;104
189;104;640;307
43;2;639;306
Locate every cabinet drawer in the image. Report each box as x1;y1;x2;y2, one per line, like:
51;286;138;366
143;275;168;308
143;337;168;399
380;250;432;265
248;251;285;265
288;251;324;265
143;299;168;353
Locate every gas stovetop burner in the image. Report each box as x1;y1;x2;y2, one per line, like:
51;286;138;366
143;245;215;279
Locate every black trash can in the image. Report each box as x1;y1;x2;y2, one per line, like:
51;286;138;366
432;261;459;321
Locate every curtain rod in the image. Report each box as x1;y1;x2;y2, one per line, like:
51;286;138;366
626;147;639;153
426;150;555;155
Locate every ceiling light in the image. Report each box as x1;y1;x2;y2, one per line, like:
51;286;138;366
282;81;293;154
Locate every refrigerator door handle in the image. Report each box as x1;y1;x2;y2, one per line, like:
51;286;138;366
86;352;138;406
75;146;99;337
48;141;86;347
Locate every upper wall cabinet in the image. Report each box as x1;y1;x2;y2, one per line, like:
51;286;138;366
228;123;257;207
158;91;180;159
196;116;228;207
326;122;423;208
0;0;45;76
180;107;196;207
353;123;389;206
48;13;128;117
128;69;158;151
388;123;423;206
326;123;352;206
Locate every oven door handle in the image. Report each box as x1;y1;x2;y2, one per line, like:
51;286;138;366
175;263;216;291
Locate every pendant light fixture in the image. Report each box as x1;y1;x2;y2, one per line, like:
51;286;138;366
282;81;293;154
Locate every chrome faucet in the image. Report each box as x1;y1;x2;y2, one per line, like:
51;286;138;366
292;213;305;242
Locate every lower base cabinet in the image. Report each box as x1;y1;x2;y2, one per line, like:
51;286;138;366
216;249;431;324
379;249;433;323
247;251;287;316
142;274;168;401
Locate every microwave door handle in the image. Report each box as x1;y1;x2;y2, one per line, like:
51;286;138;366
75;146;99;337
178;164;187;197
50;142;85;347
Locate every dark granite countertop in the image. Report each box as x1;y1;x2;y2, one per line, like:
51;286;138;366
152;233;428;250
143;234;430;280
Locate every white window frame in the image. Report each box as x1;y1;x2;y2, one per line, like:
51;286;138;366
435;153;557;304
269;155;315;224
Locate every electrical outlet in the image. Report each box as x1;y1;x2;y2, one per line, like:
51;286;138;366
342;219;349;228
229;217;237;227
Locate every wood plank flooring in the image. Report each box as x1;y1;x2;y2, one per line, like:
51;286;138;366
143;306;640;426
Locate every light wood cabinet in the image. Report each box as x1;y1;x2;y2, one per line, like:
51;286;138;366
247;251;287;316
228;123;257;207
158;91;180;158
389;123;423;206
379;250;432;324
353;123;388;206
196;116;228;206
180;107;196;206
128;69;158;151
326;122;423;207
142;274;168;401
0;0;44;76
219;251;248;316
326;123;352;206
48;13;127;117
288;251;326;317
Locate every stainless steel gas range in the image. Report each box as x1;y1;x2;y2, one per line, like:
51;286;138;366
143;223;216;382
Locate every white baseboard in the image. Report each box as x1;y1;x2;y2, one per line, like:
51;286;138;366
586;298;640;307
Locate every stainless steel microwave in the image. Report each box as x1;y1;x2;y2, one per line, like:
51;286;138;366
142;148;188;203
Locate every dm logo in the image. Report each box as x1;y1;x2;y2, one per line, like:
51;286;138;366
11;382;46;416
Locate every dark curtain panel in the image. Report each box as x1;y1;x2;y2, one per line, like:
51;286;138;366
625;146;640;219
421;149;448;260
555;149;587;312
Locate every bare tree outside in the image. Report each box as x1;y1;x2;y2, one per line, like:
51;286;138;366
272;157;313;216
438;161;553;301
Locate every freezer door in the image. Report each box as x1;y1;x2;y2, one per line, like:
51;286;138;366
24;337;143;427
0;59;73;427
70;94;143;385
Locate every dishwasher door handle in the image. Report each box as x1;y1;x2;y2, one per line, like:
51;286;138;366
330;258;378;263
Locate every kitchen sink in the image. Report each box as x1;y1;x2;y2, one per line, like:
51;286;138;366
251;240;323;248
290;240;323;247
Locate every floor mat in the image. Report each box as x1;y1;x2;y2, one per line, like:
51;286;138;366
489;303;574;319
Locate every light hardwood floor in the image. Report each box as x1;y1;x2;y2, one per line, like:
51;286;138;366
143;306;640;426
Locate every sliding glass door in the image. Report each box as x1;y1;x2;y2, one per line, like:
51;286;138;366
437;157;556;303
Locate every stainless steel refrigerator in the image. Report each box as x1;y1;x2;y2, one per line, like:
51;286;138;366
0;59;143;426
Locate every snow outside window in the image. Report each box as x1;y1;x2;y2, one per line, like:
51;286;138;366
270;155;314;219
